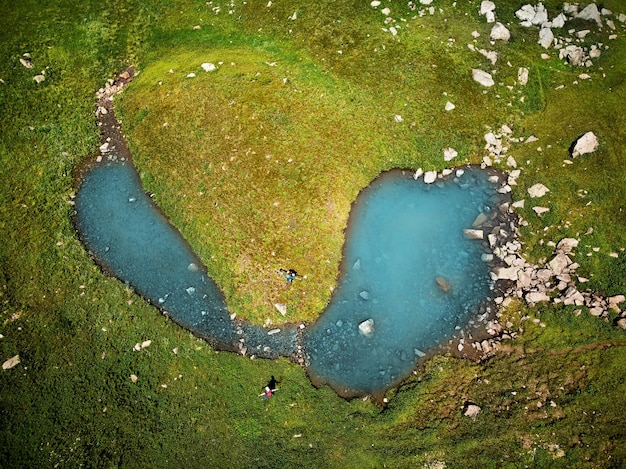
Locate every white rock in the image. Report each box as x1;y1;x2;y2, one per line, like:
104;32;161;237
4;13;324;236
480;1;496;15
577;3;603;27
490;22;510;41
464;404;481;420
571;132;599;157
472;69;494;87
484;132;498;146
2;355;20;370
274;303;287;316
201;62;217;72
560;45;585;66
186;73;196;78
556;238;579;252
267;328;281;335
20;58;33;68
413;168;423;180
141;340;152;348
479;49;498;65
512;199;525;208
381;7;390;15
130;374;138;383
552;13;567;28
33;74;45;84
538;27;554;49
532;206;550;215
515;5;536;22
443;147;458;161
370;1;381;7
531;4;549;26
358;319;375;337
394;114;403;122
518;67;529;85
528;183;550;197
445;101;456;111
420;0;433;4
507;156;517;168
486;11;496;23
423;171;437;184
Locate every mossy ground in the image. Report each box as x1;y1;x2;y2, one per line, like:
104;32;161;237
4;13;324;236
1;0;625;467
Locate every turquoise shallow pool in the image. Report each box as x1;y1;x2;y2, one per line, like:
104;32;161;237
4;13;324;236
75;162;503;396
303;169;502;395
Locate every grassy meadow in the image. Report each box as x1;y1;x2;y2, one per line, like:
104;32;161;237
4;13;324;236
1;0;625;467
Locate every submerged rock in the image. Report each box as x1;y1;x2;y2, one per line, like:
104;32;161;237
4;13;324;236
435;276;451;293
358;319;375;337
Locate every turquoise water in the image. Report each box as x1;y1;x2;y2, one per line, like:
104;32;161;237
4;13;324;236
303;169;500;395
75;162;502;396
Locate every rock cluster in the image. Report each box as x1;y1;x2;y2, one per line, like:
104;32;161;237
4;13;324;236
514;2;624;67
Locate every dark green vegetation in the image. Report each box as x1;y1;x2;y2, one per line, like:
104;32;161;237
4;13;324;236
1;0;625;467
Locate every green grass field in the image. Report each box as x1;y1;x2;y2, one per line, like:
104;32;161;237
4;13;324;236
2;0;626;467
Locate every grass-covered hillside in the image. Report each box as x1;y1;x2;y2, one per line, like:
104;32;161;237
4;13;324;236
1;0;625;467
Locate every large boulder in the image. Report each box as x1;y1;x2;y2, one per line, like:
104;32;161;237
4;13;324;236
538;27;554;49
490;23;510;41
577;3;603;27
571;132;599;157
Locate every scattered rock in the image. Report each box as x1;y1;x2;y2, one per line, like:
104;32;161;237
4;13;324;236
19;58;33;68
445;101;456;111
464;403;481;420
538;27;554;49
472;69;494;87
443;147;458;161
528;183;550;198
518;67;529;85
201;63;217;72
532;206;550;215
2;355;20;370
490;23;510;41
130;374;138;383
571;132;599;157
577;3;603;27
33;74;45;84
274;303;287;316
